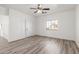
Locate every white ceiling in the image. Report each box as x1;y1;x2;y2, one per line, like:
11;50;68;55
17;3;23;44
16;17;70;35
0;4;76;16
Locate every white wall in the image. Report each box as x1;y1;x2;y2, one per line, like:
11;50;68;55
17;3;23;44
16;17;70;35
76;5;79;47
36;9;76;40
9;9;35;42
0;15;9;39
0;6;9;46
0;6;8;15
0;6;9;40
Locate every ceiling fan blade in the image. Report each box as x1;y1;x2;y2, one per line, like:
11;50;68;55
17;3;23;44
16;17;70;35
30;8;36;9
43;8;50;10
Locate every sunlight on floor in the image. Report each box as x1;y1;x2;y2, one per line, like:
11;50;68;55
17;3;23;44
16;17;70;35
43;40;61;54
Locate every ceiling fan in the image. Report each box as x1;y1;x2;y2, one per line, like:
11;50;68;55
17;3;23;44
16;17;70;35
30;4;50;14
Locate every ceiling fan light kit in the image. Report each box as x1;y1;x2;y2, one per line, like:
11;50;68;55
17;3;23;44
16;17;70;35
30;4;50;14
37;10;42;13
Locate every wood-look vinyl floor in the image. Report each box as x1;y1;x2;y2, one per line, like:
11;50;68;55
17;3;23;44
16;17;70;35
0;35;79;54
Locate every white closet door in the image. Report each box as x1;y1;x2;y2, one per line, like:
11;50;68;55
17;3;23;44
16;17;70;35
9;9;35;42
9;9;26;42
25;15;35;37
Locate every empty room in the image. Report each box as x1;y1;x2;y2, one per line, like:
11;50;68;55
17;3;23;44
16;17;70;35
0;4;79;54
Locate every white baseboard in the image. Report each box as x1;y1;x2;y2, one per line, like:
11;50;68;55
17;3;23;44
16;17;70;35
8;35;36;42
37;34;74;41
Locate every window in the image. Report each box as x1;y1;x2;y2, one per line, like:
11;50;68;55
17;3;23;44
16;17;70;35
46;20;58;31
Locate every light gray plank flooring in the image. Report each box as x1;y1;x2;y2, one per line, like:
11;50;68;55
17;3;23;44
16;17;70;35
0;35;79;54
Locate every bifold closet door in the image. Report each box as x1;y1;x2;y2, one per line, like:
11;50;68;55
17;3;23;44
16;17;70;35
9;9;26;42
25;15;35;37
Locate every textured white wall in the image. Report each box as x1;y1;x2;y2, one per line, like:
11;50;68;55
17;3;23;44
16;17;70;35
36;9;76;40
9;9;35;42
